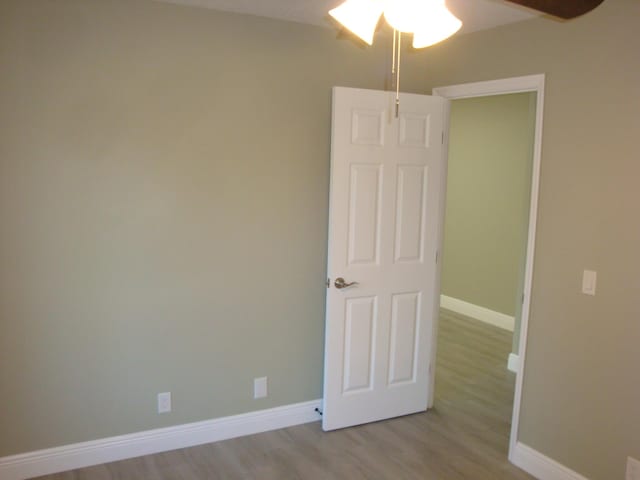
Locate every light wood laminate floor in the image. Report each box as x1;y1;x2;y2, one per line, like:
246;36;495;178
34;309;534;479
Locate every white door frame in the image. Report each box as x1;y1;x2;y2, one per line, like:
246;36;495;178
431;74;545;461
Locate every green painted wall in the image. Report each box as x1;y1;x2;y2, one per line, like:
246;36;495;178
0;0;433;457
442;93;535;319
422;0;640;478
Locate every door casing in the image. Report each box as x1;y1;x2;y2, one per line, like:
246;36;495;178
432;74;546;462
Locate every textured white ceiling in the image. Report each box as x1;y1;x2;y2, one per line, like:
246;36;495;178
154;0;539;35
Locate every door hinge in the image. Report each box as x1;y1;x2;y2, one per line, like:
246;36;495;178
326;278;330;288
435;250;439;264
521;292;525;305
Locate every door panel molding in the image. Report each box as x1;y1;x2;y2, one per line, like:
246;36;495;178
323;87;447;431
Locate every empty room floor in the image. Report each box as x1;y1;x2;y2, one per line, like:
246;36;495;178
34;309;533;480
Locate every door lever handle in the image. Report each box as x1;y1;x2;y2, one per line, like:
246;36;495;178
334;277;358;289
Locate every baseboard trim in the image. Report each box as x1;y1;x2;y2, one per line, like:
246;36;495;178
508;353;520;373
440;295;515;331
0;399;322;480
510;442;590;480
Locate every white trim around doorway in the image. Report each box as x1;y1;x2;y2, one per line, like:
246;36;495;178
432;74;545;465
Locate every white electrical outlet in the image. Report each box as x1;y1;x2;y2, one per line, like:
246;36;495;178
254;377;268;399
627;457;640;480
157;392;172;413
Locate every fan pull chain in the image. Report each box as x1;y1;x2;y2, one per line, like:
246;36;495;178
390;30;402;119
392;29;397;77
395;32;402;118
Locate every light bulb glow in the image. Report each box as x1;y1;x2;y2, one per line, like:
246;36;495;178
329;0;384;45
412;6;462;48
383;0;440;33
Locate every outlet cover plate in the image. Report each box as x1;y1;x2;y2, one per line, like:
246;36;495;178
157;392;172;413
254;377;268;399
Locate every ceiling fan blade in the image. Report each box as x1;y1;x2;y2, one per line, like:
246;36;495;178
504;0;605;19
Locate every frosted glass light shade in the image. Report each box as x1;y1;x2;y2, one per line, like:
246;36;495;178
329;0;384;45
412;5;462;48
383;0;437;33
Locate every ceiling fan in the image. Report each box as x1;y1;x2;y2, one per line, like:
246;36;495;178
503;0;604;19
328;0;606;50
329;0;605;116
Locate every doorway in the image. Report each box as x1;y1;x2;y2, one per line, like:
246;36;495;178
431;75;545;460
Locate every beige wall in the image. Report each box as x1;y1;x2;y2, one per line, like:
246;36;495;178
442;93;535;318
423;0;640;478
0;0;432;457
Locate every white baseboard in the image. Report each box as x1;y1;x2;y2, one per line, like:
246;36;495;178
0;399;322;480
508;353;520;373
510;442;590;480
440;295;515;331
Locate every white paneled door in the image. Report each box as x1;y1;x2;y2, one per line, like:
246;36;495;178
322;87;447;431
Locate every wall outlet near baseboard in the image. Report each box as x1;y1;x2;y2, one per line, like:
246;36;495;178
157;392;172;413
254;377;268;399
627;457;640;480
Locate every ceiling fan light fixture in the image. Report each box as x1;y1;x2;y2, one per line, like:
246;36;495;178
329;0;384;45
330;0;461;48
